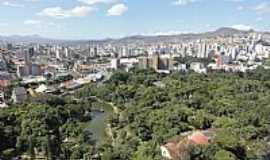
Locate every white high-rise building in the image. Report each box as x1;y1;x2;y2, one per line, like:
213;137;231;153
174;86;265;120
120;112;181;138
56;49;61;60
121;46;128;57
111;58;120;69
64;48;69;58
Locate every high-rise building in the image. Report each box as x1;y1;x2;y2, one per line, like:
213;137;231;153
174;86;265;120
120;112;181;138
138;54;174;71
216;46;223;68
152;54;159;70
111;58;120;70
29;47;35;57
17;63;43;78
56;49;61;60
7;43;12;50
64;48;69;58
93;46;98;57
198;43;207;58
24;50;31;65
89;45;98;57
121;46;128;57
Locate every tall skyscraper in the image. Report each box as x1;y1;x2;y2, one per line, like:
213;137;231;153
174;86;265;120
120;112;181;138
56;49;61;60
7;44;12;50
64;48;69;58
216;46;223;68
93;46;98;57
24;50;31;65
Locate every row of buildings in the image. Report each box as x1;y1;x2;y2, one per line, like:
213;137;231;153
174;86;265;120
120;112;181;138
0;30;269;105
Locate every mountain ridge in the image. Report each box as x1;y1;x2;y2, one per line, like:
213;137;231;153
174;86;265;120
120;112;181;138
0;27;265;44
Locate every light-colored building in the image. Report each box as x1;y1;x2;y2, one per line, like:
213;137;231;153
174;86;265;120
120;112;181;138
160;130;216;160
12;87;27;103
138;55;174;72
111;58;120;70
190;62;207;74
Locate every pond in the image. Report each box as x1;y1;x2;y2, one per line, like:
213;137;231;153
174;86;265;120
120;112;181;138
85;102;113;145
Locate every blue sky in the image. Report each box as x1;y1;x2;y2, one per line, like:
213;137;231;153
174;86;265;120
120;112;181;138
0;0;269;39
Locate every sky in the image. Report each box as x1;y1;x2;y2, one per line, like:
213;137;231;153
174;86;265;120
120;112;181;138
0;0;269;39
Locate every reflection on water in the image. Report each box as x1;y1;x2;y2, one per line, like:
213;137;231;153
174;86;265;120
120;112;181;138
87;111;106;143
86;104;113;145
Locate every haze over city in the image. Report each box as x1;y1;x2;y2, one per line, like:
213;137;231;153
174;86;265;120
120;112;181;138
0;0;270;39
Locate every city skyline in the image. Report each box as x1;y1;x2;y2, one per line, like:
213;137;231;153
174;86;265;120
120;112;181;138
0;0;270;39
0;2;270;159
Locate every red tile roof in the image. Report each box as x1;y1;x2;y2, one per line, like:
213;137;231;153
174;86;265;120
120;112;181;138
189;132;209;145
161;129;216;160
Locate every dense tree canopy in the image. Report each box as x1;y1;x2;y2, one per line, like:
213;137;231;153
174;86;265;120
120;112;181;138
0;95;99;159
89;68;270;160
0;67;270;159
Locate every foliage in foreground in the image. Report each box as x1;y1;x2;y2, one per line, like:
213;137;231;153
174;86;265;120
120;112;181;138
84;68;270;160
1;67;270;159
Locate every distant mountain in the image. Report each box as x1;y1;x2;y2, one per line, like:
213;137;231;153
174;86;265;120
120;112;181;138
212;27;245;35
107;27;253;45
0;35;67;44
0;27;263;44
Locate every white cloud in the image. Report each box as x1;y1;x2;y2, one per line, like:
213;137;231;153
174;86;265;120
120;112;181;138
237;6;244;11
107;3;128;16
24;20;41;25
225;0;244;2
256;17;263;22
150;31;188;36
78;0;119;5
2;1;24;7
47;22;57;26
231;24;252;31
38;6;95;18
2;0;39;8
253;2;270;14
172;0;198;6
24;0;39;2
